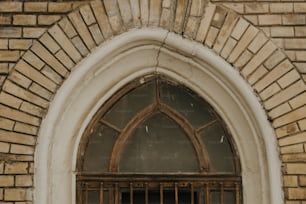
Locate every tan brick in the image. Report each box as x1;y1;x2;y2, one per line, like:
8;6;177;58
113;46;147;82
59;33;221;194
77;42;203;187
117;0;133;27
0;118;14;131
140;0;149;26
264;50;286;70
242;41;277;77
0;176;14;187
271;27;294;37
5;188;29;201
15;60;57;93
23;28;46;38
25;2;47;12
268;103;291;119
234;50;252;70
248;32;268;54
295;63;306;74
16;175;32;187
0;51;20;62
258;15;281;25
20;102;44;118
283;15;305;25
0;15;11;25
211;6;227;29
284;153;306;163
13;15;36;26
255;59;293;92
213;12;238;53
80;4;96;26
23;51;45;70
0;142;10;153
300;176;306;186
295;26;306;37
184;17;198;39
0;63;9;74
190;0;204;16
270;3;293;13
14;122;38;136
0;188;3;200
279;132;306;146
89;24;104;45
259;83;281;100
273;106;306;128
29;83;53;101
149;0;162;26
248;65;268;85
38;15;61;25
5;162;28;174
285;38;306;50
0;2;22;12
196;4;216;42
0;39;8;49
160;8;171;28
284;176;298;187
11;144;34;155
298;119;306;131
31;41;68;77
287;188;306;200
205;27;219;48
244;15;258;25
54;50;75;70
231;18;249;40
221;37;237;59
90;0;113;38
245;3;269;14
48;24;82;63
173;0;189;33
41;65;63;85
3;80;49;109
40;33;60;54
72;36;89;57
0;92;22;109
104;4;122;33
9;39;32;50
294;3;306;13
69;11;96;50
58;17;78;38
276;123;300;138
48;2;72;13
281;144;304;154
221;3;243;14
228;25;258;63
278;70;300;88
0;27;21;38
129;0;141;27
265;80;305;110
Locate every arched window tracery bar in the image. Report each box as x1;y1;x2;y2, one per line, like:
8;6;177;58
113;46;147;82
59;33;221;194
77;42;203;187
76;75;242;204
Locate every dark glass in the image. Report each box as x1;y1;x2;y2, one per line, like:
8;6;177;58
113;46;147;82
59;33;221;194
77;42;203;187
87;191;99;204
160;82;216;128
224;191;235;204
199;123;235;173
121;190;198;204
119;111;199;172
83;124;118;172
104;81;156;129
210;191;221;204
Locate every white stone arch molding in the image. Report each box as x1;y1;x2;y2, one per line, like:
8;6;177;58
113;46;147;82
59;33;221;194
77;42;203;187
35;28;283;204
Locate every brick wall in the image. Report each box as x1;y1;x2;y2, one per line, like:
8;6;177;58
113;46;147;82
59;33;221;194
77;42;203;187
0;0;305;203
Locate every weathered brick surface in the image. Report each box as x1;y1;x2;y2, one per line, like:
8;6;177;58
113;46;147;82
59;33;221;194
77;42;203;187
0;1;305;203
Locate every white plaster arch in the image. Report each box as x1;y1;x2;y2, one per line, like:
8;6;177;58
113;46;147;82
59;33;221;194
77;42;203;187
35;28;283;204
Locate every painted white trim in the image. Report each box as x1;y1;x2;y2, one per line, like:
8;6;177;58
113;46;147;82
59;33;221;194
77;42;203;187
35;28;283;204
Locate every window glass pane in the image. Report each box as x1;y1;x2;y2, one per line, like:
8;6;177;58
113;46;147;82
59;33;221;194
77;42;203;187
198;123;235;173
87;191;99;204
104;80;156;129
83;124;118;172
160;82;215;128
224;191;235;204
119;111;199;172
210;191;220;204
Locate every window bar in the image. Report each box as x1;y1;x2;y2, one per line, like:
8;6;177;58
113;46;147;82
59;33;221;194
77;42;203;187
175;183;179;204
130;183;133;204
85;183;89;204
220;183;224;204
191;183;195;204
115;183;119;204
145;182;149;204
205;183;209;204
160;183;164;204
235;183;240;204
77;183;83;204
99;182;104;204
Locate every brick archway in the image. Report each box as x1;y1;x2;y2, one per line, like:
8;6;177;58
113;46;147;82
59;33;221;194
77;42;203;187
0;0;305;203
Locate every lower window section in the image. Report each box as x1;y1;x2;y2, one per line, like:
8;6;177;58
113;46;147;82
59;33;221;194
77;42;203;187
77;175;242;204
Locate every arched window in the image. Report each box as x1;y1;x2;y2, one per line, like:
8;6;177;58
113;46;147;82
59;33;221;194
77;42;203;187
76;75;242;204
